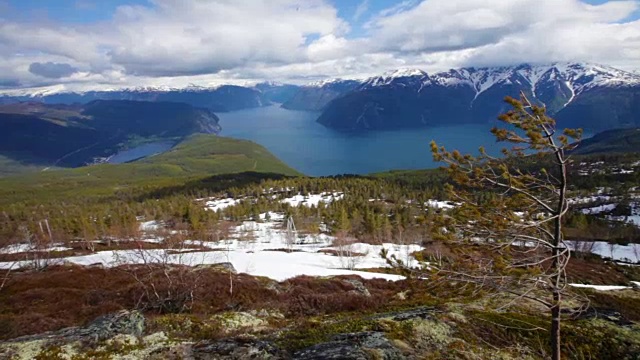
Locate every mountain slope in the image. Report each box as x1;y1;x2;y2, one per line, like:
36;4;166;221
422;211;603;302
317;63;640;132
0;85;268;112
282;79;362;111
573;128;640;155
0;134;301;205
254;82;300;104
0;100;221;173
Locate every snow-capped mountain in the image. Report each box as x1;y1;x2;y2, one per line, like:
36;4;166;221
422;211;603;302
361;63;639;101
0;84;269;112
282;78;362;111
253;82;300;104
361;69;428;88
317;63;640;132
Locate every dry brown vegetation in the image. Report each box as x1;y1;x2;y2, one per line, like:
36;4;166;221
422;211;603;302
0;265;442;341
416;241;640;286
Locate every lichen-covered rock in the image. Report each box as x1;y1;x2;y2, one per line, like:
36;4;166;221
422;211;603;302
214;312;268;332
294;332;405;360
377;307;435;322
344;279;371;297
249;309;285;319
411;319;452;351
193;337;289;359
195;262;237;273
0;310;146;359
7;310;144;344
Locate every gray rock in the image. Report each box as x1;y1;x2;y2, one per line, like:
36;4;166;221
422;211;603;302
344;279;371;297
265;279;283;294
193;337;289;359
6;310;145;344
294;332;405;360
195;262;237;273
376;307;435;322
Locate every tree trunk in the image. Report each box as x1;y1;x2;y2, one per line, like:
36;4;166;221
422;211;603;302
551;144;567;360
551;289;561;360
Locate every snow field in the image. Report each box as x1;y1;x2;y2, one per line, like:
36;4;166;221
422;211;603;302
0;212;422;282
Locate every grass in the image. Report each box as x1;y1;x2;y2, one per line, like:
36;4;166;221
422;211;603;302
0;134;301;206
0;154;58;178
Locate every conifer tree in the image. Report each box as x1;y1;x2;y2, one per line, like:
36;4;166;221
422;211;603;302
422;93;580;359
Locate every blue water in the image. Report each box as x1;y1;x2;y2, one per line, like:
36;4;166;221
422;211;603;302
217;105;501;176
108;141;175;164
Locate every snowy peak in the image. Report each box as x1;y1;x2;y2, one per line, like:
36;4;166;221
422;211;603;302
383;68;428;78
358;62;640;95
362;68;428;88
306;78;361;88
255;81;284;87
411;63;640;106
318;62;640;132
553;63;640;90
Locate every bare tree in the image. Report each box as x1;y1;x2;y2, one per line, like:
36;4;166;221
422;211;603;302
633;243;640;264
25;222;56;271
115;230;210;313
608;242;617;260
0;266;12;292
389;93;582;360
333;231;367;270
286;215;297;252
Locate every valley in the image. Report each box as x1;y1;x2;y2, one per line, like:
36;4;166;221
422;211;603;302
1;60;640;360
0;101;221;176
4;1;640;358
1;146;640;358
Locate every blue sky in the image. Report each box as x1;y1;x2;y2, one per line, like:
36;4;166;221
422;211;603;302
6;0;639;25
1;0;639;91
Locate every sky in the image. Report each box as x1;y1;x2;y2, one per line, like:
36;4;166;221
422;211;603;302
1;0;640;92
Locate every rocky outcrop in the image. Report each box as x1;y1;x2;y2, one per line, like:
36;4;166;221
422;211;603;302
195;262;237;273
6;310;144;344
344;279;371;297
189;332;404;360
0;310;146;360
293;332;405;360
193;337;290;360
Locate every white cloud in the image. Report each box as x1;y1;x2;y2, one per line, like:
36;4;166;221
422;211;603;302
367;0;640;67
353;0;370;22
0;0;639;91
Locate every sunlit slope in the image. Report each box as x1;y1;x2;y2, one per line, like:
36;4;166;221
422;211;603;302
0;134;301;205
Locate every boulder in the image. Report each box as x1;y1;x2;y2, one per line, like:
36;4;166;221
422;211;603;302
344;279;371;297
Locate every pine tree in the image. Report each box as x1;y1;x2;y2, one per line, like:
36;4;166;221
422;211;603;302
419;93;580;360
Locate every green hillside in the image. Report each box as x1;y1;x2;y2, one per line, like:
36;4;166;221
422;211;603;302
0;100;221;174
573;128;640;155
0;134;301;206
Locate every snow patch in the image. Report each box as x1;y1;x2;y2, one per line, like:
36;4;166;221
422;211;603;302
281;192;344;207
581;204;617;215
0;243;72;254
206;198;242;212
569;284;631;291
1;213;424;281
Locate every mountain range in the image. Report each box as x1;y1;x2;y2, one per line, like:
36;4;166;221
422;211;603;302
0;84;290;113
2;62;639;139
313;63;640;132
281;79;362;111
